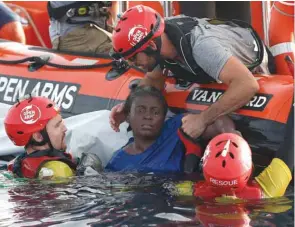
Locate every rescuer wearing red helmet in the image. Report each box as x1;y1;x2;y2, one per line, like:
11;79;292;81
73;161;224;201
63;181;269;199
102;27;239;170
173;133;292;200
4;95;77;179
109;5;276;141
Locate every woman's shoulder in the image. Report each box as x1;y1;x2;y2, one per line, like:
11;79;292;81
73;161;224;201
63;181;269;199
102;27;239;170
164;113;184;126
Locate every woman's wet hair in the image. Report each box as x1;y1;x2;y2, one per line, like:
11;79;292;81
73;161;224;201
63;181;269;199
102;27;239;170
123;86;168;116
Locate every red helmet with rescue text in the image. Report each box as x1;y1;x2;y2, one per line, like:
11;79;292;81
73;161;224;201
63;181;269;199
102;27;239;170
202;133;253;193
112;5;165;59
4;96;60;146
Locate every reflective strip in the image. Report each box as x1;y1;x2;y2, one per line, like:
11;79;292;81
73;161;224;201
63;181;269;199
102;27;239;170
270;42;295;56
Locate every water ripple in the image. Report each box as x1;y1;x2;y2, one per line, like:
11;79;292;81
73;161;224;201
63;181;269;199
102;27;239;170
0;171;293;227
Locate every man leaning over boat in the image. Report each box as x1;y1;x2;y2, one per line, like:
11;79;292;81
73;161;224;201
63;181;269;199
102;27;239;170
109;5;276;140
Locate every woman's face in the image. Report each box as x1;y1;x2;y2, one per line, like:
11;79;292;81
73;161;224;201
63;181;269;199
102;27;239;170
129;95;166;140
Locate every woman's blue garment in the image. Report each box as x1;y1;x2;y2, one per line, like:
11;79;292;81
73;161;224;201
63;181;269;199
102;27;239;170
105;114;185;173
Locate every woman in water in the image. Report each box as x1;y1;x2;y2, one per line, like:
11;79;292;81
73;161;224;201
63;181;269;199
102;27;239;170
105;86;239;173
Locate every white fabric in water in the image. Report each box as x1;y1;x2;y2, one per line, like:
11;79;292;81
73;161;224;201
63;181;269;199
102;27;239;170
65;110;132;167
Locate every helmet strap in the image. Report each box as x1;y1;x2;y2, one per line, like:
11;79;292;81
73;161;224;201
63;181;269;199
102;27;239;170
143;37;164;71
26;128;53;149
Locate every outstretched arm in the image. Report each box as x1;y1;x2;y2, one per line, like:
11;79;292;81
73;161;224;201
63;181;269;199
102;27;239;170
182;56;259;138
138;65;167;91
199;56;259;126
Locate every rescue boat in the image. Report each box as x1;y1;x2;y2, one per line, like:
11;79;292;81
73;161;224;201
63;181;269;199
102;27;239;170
0;1;293;168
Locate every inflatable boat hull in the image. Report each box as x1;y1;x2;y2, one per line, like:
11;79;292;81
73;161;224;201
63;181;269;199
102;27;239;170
0;40;293;167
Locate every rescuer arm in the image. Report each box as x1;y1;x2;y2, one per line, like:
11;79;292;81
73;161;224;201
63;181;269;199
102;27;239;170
138;65;167;91
198;56;259;126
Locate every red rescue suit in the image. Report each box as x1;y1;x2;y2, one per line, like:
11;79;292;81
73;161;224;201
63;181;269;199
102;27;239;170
7;149;77;179
193;180;264;200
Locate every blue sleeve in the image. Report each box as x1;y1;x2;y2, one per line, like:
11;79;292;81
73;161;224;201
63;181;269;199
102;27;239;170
0;2;18;30
164;114;183;130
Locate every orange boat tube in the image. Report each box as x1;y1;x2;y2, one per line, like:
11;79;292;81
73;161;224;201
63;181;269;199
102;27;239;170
0;40;293;167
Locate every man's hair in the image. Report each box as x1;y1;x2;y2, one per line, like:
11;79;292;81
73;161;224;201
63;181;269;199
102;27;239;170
123;85;168;116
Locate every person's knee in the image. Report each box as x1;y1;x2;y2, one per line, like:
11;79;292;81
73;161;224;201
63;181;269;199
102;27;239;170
55;25;112;54
95;39;113;54
91;26;112;53
0;21;26;44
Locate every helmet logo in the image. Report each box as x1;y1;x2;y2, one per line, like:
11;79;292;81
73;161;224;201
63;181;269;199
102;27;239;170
128;25;148;46
20;105;41;124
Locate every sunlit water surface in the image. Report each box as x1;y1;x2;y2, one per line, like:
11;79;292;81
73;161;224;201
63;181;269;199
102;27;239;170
0;171;293;227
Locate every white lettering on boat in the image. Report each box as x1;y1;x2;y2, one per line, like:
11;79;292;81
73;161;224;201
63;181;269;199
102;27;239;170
187;88;272;111
0;75;80;111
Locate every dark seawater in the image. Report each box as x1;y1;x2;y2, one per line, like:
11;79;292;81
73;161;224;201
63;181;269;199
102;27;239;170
0;171;293;227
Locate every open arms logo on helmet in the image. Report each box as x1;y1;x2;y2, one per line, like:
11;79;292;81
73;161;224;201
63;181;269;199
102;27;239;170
128;25;148;47
20;104;41;125
112;5;164;60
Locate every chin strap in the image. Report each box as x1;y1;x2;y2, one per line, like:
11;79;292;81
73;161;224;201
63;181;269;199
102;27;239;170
26;128;57;152
142;36;164;72
27;128;50;147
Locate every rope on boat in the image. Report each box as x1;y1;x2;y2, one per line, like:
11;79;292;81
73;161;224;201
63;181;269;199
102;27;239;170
0;56;130;70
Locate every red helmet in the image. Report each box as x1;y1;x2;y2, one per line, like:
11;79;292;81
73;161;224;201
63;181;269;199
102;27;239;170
202;133;252;193
112;5;165;59
4;96;60;146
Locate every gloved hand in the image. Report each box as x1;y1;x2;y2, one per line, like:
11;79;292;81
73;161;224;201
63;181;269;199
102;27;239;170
255;158;292;198
76;153;103;176
177;129;203;173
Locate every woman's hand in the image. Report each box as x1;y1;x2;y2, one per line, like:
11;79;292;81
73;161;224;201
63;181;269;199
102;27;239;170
109;102;126;132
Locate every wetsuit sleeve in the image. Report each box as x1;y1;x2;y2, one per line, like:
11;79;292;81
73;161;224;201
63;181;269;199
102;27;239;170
177;129;203;157
0;2;18;30
191;37;232;82
175;114;203;173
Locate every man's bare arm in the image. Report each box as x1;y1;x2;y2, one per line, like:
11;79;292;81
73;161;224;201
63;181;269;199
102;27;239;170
139;65;167;90
200;56;259;125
